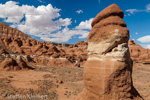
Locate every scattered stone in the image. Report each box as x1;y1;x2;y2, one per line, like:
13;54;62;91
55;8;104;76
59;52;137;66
56;80;63;84
8;76;13;78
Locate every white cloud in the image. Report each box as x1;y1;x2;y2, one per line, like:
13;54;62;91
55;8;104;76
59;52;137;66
131;39;135;41
37;27;90;42
79;32;89;39
0;1;24;23
35;18;92;42
0;1;92;43
126;9;144;15
147;45;150;49
76;10;83;14
126;3;150;15
146;4;150;12
75;20;77;23
137;36;150;43
128;14;131;16
75;18;93;30
135;32;138;35
56;18;72;26
141;44;150;49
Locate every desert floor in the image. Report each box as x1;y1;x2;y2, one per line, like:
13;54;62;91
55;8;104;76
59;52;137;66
0;63;150;100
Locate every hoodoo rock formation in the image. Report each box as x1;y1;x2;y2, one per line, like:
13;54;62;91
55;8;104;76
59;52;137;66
76;4;143;100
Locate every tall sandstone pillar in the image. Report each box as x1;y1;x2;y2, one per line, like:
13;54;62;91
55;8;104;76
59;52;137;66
76;4;143;100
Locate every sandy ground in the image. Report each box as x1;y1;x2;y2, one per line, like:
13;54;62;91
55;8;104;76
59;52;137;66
0;63;149;100
133;63;150;100
0;64;84;100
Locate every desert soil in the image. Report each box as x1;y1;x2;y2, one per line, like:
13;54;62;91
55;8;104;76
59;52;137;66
0;63;149;100
133;63;150;100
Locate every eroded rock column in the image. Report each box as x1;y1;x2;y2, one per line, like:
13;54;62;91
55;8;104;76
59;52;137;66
76;4;143;100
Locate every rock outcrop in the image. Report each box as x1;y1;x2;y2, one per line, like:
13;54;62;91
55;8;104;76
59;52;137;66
76;4;143;100
0;57;30;71
0;20;149;69
129;40;150;64
0;22;88;67
0;49;8;54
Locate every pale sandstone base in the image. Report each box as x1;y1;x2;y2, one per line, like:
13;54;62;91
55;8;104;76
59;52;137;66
76;55;143;100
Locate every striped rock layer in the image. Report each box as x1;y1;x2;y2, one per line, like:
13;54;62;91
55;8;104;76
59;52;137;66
76;4;143;100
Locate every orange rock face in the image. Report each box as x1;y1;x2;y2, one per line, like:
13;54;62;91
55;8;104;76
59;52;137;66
0;22;88;67
91;4;124;27
76;4;143;100
0;49;8;54
0;16;149;69
129;40;150;64
0;57;30;71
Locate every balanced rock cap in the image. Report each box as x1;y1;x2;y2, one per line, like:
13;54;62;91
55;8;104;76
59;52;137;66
87;4;129;54
91;4;124;27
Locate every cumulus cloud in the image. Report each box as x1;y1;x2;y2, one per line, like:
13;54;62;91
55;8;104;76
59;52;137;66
146;4;150;12
41;27;90;42
75;18;93;30
0;1;92;43
137;36;150;43
0;1;24;23
126;3;150;15
76;10;83;14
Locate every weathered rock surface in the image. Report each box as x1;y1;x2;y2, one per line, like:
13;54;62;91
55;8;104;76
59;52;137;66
0;22;88;67
0;18;149;68
129;40;150;64
0;49;8;54
0;57;30;71
76;4;143;100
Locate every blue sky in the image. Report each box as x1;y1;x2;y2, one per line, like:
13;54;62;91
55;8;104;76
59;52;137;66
0;0;150;48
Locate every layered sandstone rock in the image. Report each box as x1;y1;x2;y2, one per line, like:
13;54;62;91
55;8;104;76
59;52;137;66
129;40;150;64
76;4;143;100
0;49;8;54
0;21;149;68
0;22;88;67
0;56;30;71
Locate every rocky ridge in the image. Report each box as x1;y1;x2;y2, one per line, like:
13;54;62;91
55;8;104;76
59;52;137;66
0;22;88;69
0;16;150;71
